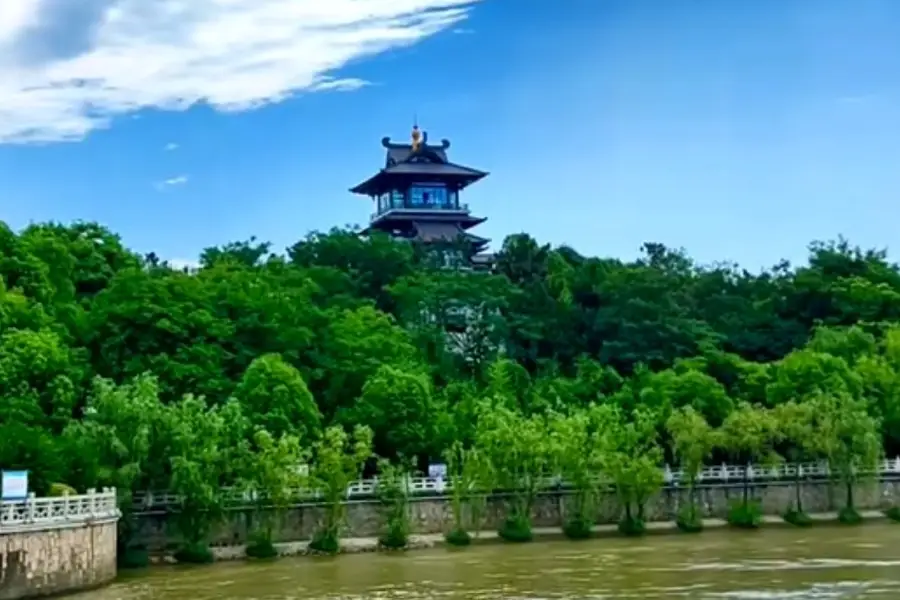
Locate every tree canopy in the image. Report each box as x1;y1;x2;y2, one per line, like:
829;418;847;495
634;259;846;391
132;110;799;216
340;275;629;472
2;221;900;505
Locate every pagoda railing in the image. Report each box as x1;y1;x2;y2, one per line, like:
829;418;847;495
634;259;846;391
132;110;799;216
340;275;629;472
132;458;900;512
1;488;120;532
370;204;470;221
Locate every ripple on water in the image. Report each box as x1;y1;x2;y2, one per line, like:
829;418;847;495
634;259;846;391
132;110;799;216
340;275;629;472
76;526;900;600
652;558;900;573
707;580;878;599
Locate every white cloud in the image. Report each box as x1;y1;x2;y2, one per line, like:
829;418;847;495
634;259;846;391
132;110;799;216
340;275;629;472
0;0;42;45
156;174;189;189
164;142;179;151
0;0;480;144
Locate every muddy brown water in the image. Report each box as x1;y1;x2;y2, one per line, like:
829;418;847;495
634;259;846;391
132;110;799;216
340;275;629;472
77;524;900;599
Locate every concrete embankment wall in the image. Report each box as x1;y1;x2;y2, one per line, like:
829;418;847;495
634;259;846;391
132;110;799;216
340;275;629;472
133;479;900;551
0;490;120;600
0;520;118;600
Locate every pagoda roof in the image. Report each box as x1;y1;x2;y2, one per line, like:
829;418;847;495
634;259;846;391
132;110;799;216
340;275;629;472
412;221;488;243
384;138;449;166
350;133;488;195
361;219;489;249
368;208;486;230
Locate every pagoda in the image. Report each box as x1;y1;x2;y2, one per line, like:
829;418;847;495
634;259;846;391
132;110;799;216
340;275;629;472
350;125;491;266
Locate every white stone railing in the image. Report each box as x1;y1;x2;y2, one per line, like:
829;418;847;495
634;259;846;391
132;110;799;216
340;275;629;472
0;488;120;531
132;458;900;511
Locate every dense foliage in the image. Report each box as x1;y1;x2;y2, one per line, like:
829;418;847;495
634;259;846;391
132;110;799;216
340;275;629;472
2;222;900;552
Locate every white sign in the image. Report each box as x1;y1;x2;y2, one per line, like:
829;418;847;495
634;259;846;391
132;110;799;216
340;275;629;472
2;471;29;500
428;463;447;479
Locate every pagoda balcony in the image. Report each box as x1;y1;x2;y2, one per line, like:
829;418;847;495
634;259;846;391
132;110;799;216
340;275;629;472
370;204;470;222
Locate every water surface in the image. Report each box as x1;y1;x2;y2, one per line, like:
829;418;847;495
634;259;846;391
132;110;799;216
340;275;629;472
79;524;900;599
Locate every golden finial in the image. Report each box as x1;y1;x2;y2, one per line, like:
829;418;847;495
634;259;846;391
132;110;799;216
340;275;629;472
411;123;421;152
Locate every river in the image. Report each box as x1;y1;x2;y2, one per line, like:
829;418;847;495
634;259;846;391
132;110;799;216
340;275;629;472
78;524;900;599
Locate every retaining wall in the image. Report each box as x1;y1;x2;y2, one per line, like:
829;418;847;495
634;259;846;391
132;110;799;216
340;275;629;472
132;478;900;551
0;490;120;600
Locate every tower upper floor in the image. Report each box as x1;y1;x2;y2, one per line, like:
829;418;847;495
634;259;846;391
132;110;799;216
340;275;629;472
349;126;488;222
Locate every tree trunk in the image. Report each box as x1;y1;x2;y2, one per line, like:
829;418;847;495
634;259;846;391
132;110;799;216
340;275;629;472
742;462;750;507
689;481;698;519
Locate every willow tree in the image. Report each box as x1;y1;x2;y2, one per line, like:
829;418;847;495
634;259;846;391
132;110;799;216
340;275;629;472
307;425;373;553
549;405;615;539
375;459;412;550
603;407;664;535
167;396;250;563
772;400;818;525
474;404;553;542
443;441;491;545
718;402;780;528
809;392;882;524
666;406;716;532
240;429;307;558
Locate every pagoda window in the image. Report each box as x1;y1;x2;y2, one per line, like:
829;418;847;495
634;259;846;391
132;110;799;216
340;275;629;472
391;190;405;208
410;183;449;208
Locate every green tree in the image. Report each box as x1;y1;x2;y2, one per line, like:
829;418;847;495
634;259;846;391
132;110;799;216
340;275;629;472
443;441;490;545
375;459;412;549
240;429;307;558
718;402;780;528
809;392;882;522
474;404;552;542
343;365;441;461
603;407;664;535
62;374;167;558
167;396;250;562
315;305;419;418
549;405;616;539
666;406;716;531
307;425;373;553
234;353;322;441
771;400;817;524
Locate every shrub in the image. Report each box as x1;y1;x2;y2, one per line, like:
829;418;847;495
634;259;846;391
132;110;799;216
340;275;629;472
783;508;813;527
245;533;278;559
838;506;863;525
173;542;215;564
498;514;533;543
48;483;77;497
444;528;472;546
308;529;340;554
617;515;646;536
562;515;593;540
884;506;900;522
727;500;762;529
675;506;703;533
378;519;409;550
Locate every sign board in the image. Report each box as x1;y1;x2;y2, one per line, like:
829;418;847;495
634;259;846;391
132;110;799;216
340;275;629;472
427;463;447;479
2;470;29;501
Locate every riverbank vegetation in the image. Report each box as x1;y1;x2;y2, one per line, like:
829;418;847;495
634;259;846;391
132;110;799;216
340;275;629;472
2;222;900;559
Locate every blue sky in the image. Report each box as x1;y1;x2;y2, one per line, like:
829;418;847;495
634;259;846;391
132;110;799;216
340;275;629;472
1;0;899;269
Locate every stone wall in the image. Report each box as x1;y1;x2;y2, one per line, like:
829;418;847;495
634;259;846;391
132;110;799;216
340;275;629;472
0;520;118;600
133;479;900;551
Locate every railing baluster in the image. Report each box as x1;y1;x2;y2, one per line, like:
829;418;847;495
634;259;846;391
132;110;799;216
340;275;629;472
0;489;120;529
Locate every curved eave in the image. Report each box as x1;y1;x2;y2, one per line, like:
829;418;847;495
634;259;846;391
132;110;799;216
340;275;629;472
369;211;487;230
350;169;488;196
